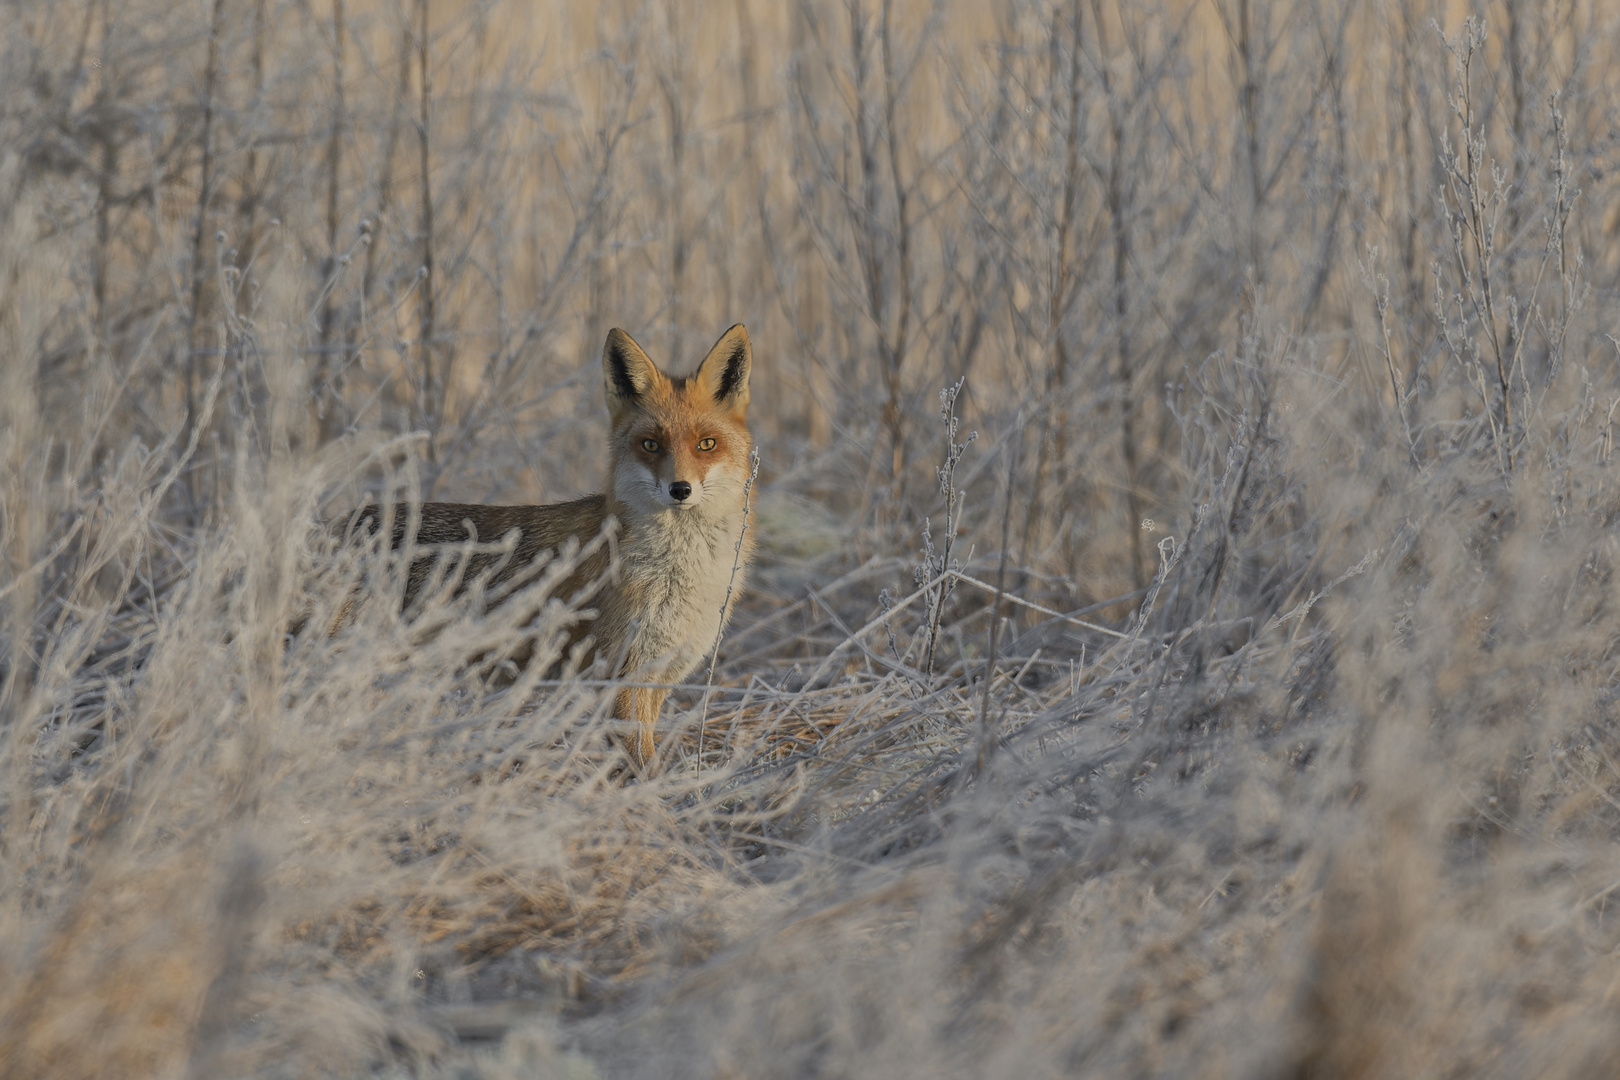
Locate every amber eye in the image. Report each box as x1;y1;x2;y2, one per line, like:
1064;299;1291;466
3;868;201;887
696;437;717;452
641;439;661;453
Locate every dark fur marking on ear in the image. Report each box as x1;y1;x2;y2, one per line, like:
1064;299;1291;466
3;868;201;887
607;341;641;400
716;343;748;401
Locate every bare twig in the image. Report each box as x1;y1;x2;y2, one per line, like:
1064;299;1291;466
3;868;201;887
697;448;762;775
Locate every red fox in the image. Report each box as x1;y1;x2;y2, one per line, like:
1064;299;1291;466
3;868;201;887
350;325;756;772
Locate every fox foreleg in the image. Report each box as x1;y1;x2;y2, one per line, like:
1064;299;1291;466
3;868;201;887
615;684;671;774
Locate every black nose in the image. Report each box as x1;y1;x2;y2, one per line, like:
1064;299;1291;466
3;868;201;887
669;481;692;501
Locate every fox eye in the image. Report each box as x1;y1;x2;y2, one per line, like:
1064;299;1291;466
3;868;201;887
641;439;661;453
696;437;717;452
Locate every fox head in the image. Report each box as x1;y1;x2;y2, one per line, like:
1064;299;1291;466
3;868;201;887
601;324;754;517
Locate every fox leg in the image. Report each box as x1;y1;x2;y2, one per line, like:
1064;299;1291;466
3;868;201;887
614;685;671;773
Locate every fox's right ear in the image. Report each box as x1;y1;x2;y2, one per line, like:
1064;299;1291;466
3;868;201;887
602;328;662;419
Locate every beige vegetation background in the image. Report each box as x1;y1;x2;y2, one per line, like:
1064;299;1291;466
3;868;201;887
2;0;1620;1074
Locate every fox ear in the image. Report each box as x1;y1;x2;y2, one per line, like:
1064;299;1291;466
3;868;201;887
692;324;751;417
602;328;662;418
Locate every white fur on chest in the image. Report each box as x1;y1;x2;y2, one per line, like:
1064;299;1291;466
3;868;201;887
618;507;745;681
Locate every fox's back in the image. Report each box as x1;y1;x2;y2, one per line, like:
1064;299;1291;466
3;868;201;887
410;497;611;564
348;495;612;608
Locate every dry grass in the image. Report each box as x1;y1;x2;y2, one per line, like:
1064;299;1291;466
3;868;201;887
4;0;1620;1076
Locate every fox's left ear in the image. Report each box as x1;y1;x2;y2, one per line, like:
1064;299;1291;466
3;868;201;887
692;324;752;418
